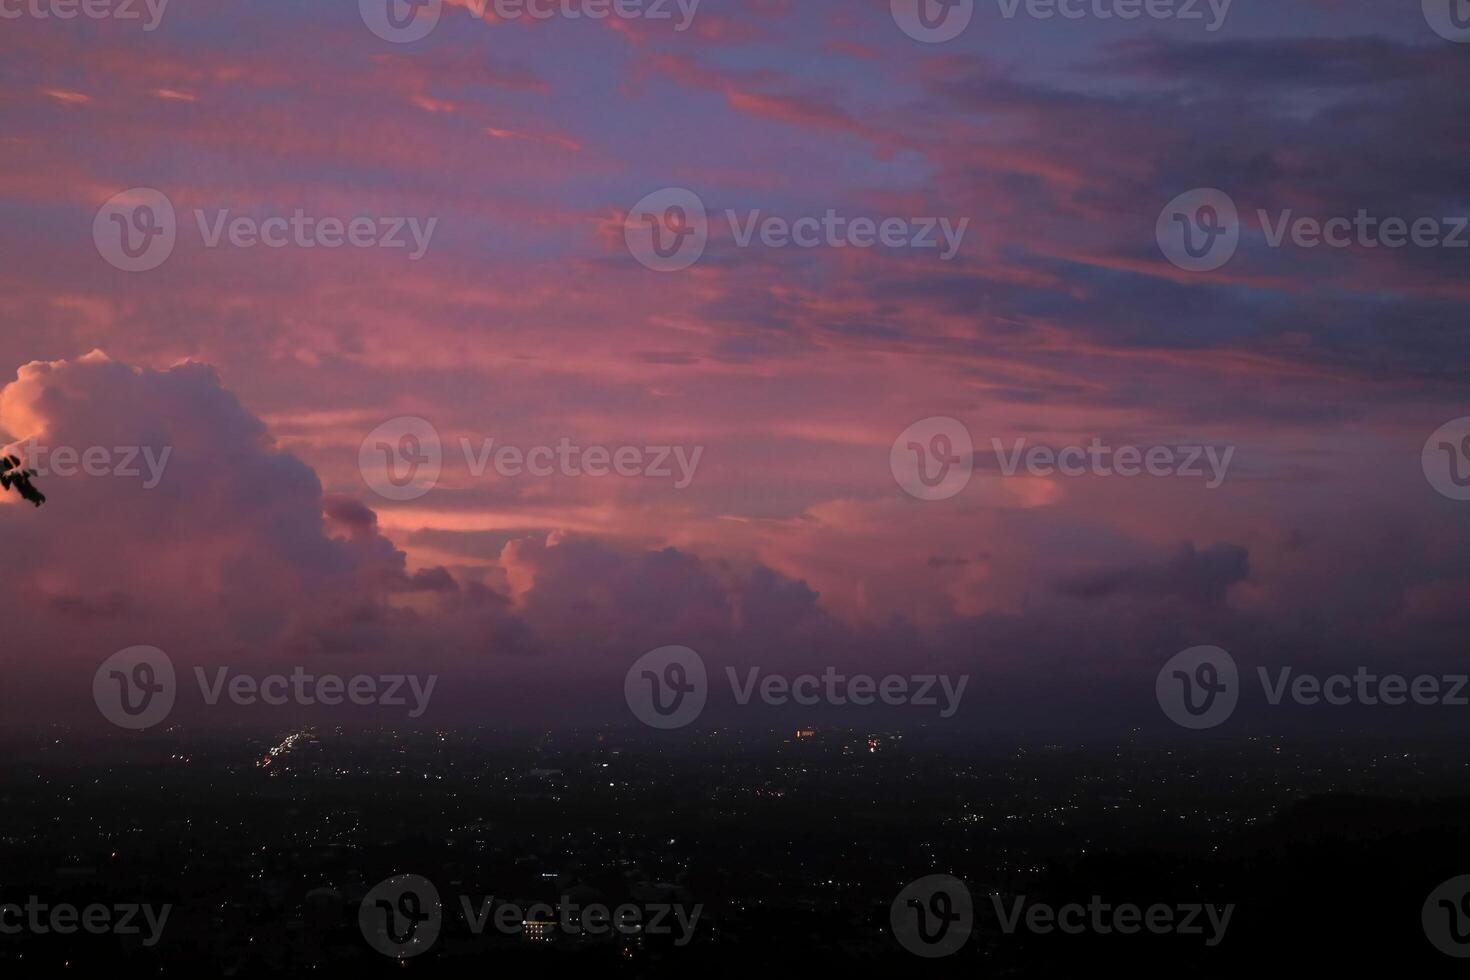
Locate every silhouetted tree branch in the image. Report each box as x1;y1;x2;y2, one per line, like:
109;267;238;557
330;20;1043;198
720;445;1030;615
0;454;45;507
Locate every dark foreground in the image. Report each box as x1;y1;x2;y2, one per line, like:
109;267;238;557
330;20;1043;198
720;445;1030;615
1;727;1466;976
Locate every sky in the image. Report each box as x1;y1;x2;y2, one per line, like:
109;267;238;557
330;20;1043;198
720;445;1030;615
1;0;1468;732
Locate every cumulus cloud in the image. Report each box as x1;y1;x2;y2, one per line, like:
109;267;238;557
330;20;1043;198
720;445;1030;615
4;352;1469;734
0;353;454;701
0;353;850;725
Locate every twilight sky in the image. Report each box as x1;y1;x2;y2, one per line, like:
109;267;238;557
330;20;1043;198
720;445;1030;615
1;0;1468;731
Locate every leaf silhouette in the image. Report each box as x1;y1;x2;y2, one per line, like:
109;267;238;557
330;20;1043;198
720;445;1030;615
0;454;46;507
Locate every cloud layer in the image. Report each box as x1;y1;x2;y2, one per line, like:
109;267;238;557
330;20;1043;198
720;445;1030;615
3;1;1468;731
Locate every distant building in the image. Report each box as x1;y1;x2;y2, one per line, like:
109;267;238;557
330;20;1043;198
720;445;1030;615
523;907;557;943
